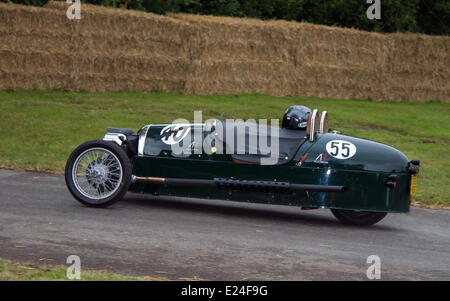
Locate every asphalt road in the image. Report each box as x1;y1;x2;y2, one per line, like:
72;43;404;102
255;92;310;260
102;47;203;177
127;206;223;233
0;169;449;280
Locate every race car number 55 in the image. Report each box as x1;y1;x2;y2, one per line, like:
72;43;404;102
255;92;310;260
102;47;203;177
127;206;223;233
226;285;268;296
326;140;357;159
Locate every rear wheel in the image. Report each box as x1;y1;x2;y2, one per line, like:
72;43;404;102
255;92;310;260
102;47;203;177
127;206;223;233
65;140;132;207
330;209;387;226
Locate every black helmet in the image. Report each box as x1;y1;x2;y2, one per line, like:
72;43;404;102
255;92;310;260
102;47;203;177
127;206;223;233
282;105;311;130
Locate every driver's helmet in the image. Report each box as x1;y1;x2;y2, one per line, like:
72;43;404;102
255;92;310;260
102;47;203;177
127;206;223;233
282;105;311;130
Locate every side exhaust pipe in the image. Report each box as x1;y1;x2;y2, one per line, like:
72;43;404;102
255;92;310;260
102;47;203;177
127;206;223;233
133;176;346;194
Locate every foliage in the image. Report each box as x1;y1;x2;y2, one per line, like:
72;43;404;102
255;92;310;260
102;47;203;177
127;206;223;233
0;258;164;280
1;0;448;35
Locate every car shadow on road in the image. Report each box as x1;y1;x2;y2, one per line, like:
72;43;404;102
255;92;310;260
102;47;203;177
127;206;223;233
121;193;398;232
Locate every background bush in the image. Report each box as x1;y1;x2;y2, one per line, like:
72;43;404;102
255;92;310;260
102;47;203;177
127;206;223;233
2;0;448;35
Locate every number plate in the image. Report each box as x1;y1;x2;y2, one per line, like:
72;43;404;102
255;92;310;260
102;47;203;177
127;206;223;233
410;175;417;196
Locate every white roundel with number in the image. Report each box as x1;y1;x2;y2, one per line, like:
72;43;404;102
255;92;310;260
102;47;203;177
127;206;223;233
326;140;357;159
160;124;191;145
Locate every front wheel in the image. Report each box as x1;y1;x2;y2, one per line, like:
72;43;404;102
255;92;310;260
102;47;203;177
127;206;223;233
330;209;387;226
65;140;132;207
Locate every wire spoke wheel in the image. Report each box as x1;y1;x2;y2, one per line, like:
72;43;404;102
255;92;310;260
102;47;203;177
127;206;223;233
72;147;123;200
66;140;132;207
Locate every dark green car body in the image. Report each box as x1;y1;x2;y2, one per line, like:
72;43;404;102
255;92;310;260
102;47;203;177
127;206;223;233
129;124;413;213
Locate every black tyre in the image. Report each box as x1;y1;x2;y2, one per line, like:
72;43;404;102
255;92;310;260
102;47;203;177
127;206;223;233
65;140;132;208
330;209;387;226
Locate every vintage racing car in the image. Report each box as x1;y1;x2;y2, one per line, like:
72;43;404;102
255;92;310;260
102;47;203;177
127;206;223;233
65;106;420;226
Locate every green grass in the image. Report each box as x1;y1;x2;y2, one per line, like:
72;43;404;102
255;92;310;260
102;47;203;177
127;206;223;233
0;258;165;281
0;90;448;207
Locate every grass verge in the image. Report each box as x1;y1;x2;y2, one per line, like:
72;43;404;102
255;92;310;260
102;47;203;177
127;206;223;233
0;90;448;207
0;258;166;281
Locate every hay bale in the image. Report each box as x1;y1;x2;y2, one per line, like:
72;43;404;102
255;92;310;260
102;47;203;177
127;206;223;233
0;1;448;102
